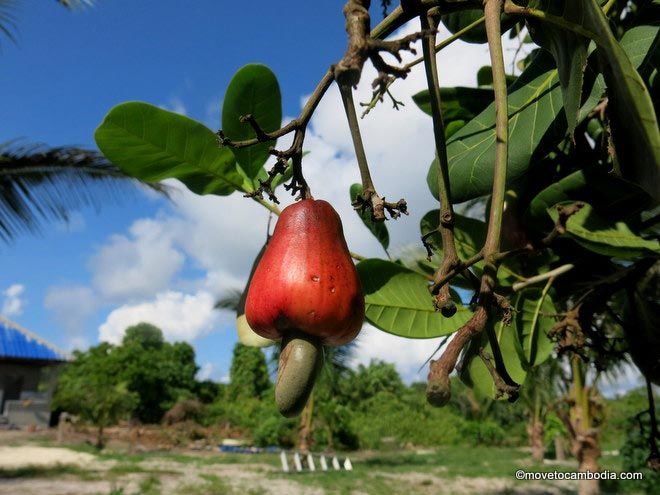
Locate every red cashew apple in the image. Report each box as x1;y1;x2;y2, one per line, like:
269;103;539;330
245;198;365;416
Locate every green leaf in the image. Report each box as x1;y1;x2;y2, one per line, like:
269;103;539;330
581;0;660;201
513;288;556;369
445;120;467;139
356;259;471;339
528;169;653;229
221;64;282;179
350;183;389;251
437;23;658;203
95;102;242;196
548;202;660;258
476;66;518;87
412;87;493;122
460;318;526;400
527;2;589;136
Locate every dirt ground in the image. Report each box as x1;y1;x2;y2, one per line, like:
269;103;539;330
0;429;585;495
0;446;96;469
0;445;300;495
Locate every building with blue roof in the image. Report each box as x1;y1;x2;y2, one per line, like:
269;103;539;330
0;315;70;427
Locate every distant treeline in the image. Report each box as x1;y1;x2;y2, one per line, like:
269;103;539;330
52;323;649;455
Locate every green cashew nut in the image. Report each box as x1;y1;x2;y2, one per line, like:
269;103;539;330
275;331;323;417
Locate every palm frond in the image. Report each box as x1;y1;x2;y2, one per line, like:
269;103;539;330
57;0;95;9
214;289;243;312
0;143;169;242
0;0;17;45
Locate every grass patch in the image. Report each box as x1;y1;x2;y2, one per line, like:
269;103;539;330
269;470;411;495
359;446;533;478
0;463;103;481
177;473;233;495
137;474;161;495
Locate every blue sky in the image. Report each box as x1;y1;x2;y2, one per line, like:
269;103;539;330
1;0;372;381
0;1;643;394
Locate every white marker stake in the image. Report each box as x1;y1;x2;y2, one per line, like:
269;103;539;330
307;453;316;472
344;458;353;471
280;451;289;473
293;452;303;472
332;456;341;470
320;455;328;471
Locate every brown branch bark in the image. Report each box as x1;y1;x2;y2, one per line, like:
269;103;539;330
420;9;461;317
427;0;508;407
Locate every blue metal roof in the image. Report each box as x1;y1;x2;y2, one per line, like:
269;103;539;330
0;316;70;362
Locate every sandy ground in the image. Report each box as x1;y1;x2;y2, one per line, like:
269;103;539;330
0;445;579;495
0;446;318;495
0;446;96;469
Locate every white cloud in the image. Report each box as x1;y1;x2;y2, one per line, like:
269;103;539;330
197;362;215;381
161;97;188;116
204;95;222;128
98;289;222;344
352;324;446;383
1;284;26;317
43;285;98;349
599;363;646;399
89;218;185;301
68;336;90;352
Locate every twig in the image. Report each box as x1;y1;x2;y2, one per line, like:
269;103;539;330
503;1;601;42
361;14;486;117
479;348;520;401
217;2;423;202
339;84;408;221
333;0;431;88
418;334;451;373
420;9;461;317
513;263;574;292
427;306;488;406
430;202;585;295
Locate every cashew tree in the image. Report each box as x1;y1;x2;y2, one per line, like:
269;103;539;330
94;2;659;494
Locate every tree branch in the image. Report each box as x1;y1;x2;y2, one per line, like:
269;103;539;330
420;10;461;317
340;84;408;221
426;0;508;407
361;13;486;117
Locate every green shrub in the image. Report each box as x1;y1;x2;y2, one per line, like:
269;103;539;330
620;411;660;495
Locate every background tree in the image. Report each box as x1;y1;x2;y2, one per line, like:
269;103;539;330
116;323;198;423
519;360;563;463
303;344;359;451
52;342;137;448
228;343;271;401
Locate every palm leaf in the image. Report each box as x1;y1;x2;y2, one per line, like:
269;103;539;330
0;0;17;45
56;0;95;9
0;0;96;46
214;289;242;312
0;143;169;242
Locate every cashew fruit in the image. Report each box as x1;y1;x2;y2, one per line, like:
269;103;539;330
245;199;364;415
245;199;364;345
